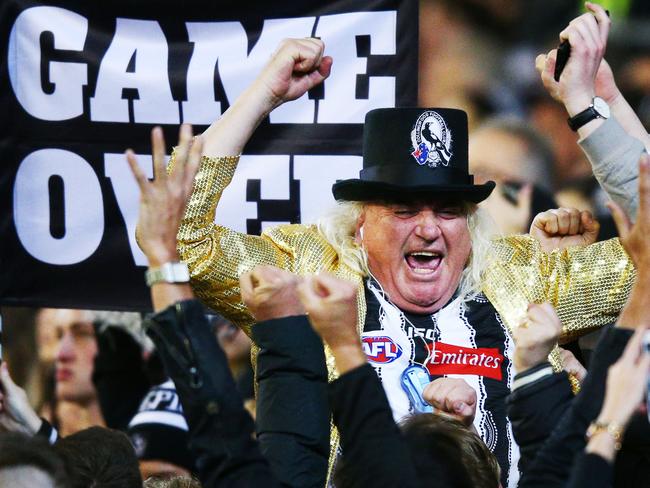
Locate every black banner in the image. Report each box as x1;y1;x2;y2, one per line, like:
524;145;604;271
0;0;418;311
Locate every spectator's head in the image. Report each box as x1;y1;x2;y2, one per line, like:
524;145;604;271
470;116;555;191
333;413;500;488
128;380;194;480
0;432;67;488
143;475;202;487
400;413;500;488
37;308;98;405
55;426;141;488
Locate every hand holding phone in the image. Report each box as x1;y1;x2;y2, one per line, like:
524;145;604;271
554;9;609;82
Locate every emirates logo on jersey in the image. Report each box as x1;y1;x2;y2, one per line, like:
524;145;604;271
426;342;504;381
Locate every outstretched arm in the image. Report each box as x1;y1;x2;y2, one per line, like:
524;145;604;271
536;2;647;218
161;39;332;331
200;38;332;157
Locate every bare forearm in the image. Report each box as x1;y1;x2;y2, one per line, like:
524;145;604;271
608;91;650;150
147;249;195;312
330;344;367;375
585;434;616;463
151;283;194;313
200;80;276;157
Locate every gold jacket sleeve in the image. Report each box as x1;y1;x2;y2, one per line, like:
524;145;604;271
483;235;636;343
174;152;292;335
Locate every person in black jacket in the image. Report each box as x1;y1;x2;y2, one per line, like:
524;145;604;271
127;124;330;487
511;153;650;488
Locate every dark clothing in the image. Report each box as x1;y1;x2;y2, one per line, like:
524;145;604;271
518;326;633;488
92;325;151;431
145;301;329;488
145;300;278;488
566;454;613;488
329;363;420;488
252;315;330;488
506;363;573;471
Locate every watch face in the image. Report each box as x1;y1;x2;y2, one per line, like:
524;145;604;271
593;97;610;118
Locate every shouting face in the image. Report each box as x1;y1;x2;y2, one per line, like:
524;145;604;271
358;200;472;314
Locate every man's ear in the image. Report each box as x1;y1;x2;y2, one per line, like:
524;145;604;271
355;214;365;246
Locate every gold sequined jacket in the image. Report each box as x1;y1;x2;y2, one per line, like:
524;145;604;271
174;152;635;476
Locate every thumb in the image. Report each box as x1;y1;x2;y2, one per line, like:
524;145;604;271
297;276;321;311
312;274;335;298
0;363;16;393
580;211;600;240
606;200;631;240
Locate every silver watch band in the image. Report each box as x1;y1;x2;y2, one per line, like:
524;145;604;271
145;262;190;287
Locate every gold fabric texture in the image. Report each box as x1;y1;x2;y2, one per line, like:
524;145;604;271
175;153;636;482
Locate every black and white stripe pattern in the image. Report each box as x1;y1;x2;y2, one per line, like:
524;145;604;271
362;281;520;488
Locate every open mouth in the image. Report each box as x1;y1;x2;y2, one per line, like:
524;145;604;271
405;251;443;275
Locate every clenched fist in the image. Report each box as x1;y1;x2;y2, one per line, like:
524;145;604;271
240;265;305;322
423;377;477;427
530;207;599;252
298;273;365;373
512;303;562;373
255;38;333;111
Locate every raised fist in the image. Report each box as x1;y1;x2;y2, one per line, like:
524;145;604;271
512;303;562;373
530;207;599;252
256;38;333;110
240;265;305;322
297;273;359;350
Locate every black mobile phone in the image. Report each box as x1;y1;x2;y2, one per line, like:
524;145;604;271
554;41;571;82
554;9;609;82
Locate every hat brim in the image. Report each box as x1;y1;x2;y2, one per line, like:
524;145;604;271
332;179;495;204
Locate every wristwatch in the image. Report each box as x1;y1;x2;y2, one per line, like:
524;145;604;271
145;262;190;287
567;96;610;131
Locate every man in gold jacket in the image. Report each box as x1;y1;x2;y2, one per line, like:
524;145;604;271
163;39;634;486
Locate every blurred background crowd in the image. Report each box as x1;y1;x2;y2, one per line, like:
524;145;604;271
0;0;649;485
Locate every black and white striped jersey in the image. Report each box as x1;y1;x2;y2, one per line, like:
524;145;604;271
362;280;520;488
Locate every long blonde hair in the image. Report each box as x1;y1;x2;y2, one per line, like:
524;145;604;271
316;201;496;301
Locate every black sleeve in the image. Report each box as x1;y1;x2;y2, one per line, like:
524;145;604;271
329;363;419;488
506;364;573;471
566;453;613;488
519;326;632;487
252;315;329;488
35;417;59;445
145;300;279;488
92;326;151;431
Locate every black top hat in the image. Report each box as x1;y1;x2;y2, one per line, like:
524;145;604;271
332;108;495;203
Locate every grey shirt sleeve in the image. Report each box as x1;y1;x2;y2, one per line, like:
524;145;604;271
579;116;646;220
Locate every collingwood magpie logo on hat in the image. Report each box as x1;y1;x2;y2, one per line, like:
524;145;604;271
331;107;495;204
410;110;453;168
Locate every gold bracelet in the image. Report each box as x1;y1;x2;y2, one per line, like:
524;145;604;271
585;420;623;451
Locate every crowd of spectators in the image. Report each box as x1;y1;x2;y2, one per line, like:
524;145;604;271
1;1;649;487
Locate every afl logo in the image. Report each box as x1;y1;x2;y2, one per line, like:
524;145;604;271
410;110;453;168
362;336;403;364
